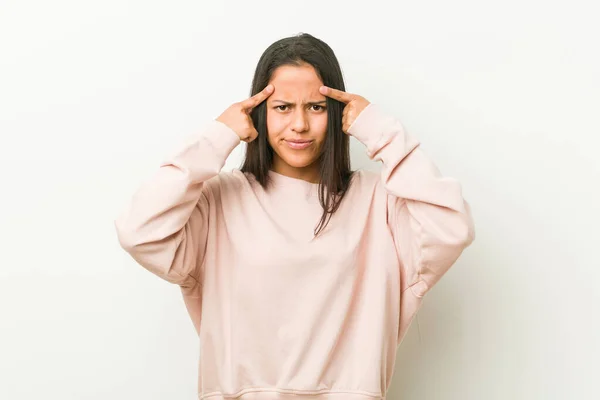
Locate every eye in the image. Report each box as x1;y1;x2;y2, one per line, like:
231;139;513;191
311;105;326;111
275;105;289;111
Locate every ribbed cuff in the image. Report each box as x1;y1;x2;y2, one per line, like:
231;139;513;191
199;119;242;161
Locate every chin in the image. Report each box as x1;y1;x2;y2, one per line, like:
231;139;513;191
270;140;322;170
275;147;319;168
280;155;317;169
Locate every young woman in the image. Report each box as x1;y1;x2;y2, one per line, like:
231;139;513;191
115;33;475;400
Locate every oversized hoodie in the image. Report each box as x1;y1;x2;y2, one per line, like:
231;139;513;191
115;103;475;399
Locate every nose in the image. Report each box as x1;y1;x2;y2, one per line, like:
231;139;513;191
290;109;309;133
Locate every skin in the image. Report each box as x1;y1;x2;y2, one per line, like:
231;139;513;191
318;85;371;135
265;64;329;183
216;65;372;183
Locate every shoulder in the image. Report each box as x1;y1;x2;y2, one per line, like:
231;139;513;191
350;168;381;189
202;168;256;199
349;169;392;204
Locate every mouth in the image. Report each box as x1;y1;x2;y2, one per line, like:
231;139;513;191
284;139;314;150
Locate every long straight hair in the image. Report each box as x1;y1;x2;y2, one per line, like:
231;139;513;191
241;33;353;237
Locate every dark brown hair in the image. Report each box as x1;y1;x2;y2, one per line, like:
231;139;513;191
241;33;353;237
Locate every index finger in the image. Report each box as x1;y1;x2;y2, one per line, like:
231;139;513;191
319;86;353;104
241;84;274;111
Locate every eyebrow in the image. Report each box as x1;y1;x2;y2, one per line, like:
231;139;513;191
270;100;327;106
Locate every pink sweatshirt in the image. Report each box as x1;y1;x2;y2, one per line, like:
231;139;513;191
115;103;475;399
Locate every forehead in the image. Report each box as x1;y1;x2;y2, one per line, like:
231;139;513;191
268;64;323;98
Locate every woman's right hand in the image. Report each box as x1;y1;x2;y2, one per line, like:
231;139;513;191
216;84;274;142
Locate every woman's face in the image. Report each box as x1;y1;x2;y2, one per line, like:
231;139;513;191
266;63;328;182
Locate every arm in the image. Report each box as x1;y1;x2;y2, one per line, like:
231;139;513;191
114;120;240;289
348;103;475;297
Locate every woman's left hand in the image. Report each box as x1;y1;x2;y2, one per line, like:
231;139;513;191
319;85;371;134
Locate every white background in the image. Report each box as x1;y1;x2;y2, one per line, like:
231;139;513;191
1;1;598;399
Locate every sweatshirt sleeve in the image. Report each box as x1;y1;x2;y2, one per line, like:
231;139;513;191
114;120;241;289
348;103;475;298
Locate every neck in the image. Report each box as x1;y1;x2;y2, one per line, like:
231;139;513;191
271;156;320;184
